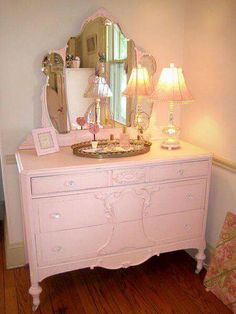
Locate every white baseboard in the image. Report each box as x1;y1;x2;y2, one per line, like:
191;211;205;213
4;216;26;269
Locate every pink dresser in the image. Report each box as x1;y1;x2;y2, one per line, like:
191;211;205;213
16;140;212;310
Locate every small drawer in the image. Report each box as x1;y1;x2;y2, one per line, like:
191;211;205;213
112;168;146;186
144;210;203;243
33;193;108;233
35;225;112;266
31;170;109;195
149;161;209;182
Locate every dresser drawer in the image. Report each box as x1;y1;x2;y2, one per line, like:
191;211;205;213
144;210;203;243
147;179;206;217
112;167;146;186
31;170;109;195
33;193;108;233
149;161;209;182
36;225;112;266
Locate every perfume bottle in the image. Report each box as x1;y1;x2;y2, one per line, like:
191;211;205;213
119;127;130;148
108;134;116;150
135;134;144;149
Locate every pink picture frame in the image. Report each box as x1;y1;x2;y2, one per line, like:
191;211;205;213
32;127;59;156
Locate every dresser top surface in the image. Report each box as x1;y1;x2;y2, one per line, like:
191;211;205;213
16;140;212;175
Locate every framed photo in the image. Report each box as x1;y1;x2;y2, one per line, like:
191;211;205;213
86;34;97;54
32;127;59;156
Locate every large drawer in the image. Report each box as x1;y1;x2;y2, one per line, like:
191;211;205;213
36;224;112;266
144;209;204;243
149;160;209;182
36;209;204;266
33;193;108;233
34;179;206;233
31;170;109;195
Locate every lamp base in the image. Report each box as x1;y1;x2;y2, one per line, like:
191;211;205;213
161;138;181;150
161;121;181;150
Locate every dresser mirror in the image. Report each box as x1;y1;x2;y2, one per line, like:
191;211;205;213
41;9;156;134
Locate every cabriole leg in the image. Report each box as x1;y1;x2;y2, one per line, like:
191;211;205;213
29;283;42;311
195;248;206;274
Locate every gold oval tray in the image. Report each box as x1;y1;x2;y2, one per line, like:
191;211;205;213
71;139;152;159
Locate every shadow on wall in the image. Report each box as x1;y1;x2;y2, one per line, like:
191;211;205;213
207;165;236;247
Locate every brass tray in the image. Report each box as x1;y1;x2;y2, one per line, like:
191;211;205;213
71;139;152;159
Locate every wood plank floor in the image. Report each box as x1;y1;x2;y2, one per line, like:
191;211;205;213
0;223;231;314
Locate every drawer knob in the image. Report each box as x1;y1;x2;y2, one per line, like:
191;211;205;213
186;193;194;200
178;169;184;175
184;224;191;231
50;213;61;219
65;180;76;187
52;246;62;252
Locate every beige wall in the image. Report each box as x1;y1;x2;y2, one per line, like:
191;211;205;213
181;0;236;246
0;0;185;251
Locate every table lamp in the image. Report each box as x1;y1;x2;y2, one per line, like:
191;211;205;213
84;76;112;126
123;64;153;135
155;63;193;149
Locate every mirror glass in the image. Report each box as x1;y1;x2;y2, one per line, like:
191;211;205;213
42;16;156;133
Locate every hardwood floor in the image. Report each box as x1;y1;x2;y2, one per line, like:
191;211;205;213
0;223;231;314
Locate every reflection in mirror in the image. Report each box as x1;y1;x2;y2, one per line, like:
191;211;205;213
65;68;94;129
105;21;136;126
66;17;136;129
42;53;69;133
42;14;156;134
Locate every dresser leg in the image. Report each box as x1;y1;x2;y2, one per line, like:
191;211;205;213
29;283;42;311
195;249;206;274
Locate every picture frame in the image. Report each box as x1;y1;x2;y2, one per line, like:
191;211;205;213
86;34;97;54
32;127;59;156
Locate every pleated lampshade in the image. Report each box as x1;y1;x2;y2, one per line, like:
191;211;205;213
123;65;153;97
84;76;112;98
154;63;193;103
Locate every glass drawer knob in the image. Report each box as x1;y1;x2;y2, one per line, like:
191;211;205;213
50;213;61;219
178;169;184;175
184;224;191;231
52;246;62;252
187;193;194;199
65;180;76;187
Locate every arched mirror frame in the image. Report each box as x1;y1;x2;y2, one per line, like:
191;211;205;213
40;8;157;143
